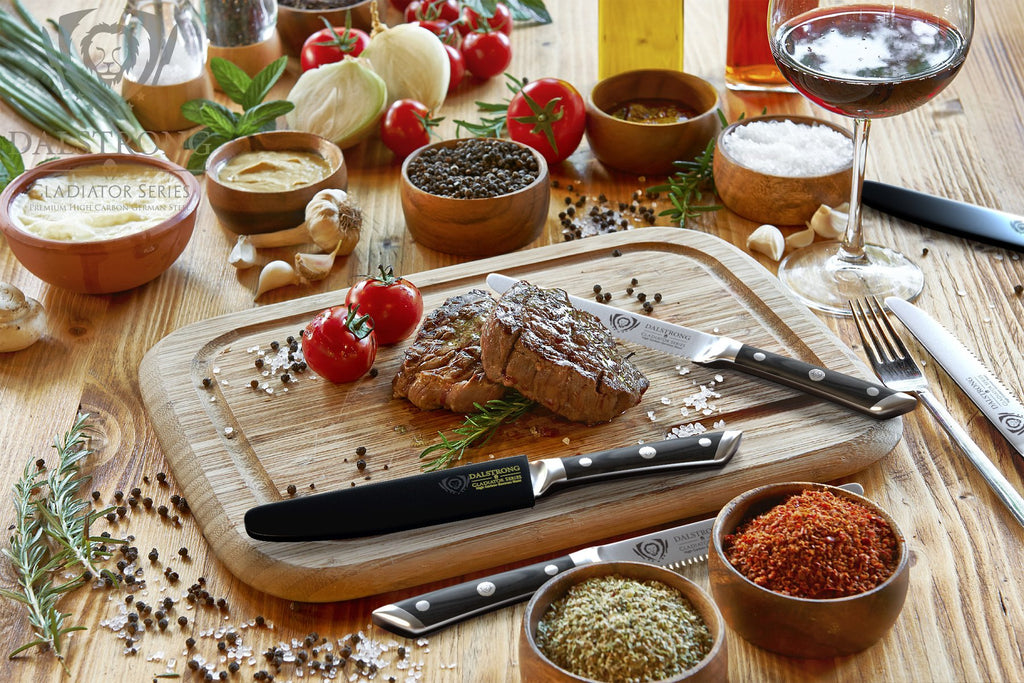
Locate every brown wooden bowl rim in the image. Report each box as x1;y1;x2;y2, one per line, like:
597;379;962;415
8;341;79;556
0;153;200;250
205;130;346;197
521;560;726;682
711;481;909;604
587;69;721;129
715;115;854;179
400;137;549;202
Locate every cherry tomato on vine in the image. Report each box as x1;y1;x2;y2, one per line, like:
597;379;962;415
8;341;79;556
301;305;377;383
404;0;460;23
380;99;441;160
460;3;513;36
299;19;370;72
460;30;512;80
506;78;586;165
390;0;415;10
444;43;466;93
345;266;424;345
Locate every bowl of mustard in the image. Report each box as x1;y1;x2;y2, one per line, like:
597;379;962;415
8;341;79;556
205;130;348;235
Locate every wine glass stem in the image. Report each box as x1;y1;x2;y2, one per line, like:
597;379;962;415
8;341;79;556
838;116;871;264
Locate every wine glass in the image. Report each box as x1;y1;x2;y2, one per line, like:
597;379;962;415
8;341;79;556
767;0;974;315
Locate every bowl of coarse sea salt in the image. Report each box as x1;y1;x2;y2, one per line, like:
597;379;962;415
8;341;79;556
713;115;853;225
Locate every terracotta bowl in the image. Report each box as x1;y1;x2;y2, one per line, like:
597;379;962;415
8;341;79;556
276;0;375;57
520;561;728;682
400;138;549;257
708;482;910;659
713;115;853;225
0;154;200;294
585;69;721;176
205;130;347;235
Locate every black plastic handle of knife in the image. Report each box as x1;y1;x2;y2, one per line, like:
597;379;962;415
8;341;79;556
372;555;578;637
559;430;740;483
719;344;918;418
244;456;535;542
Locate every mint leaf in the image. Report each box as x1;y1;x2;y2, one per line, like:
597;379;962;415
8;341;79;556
234;100;295;136
185;132;231;174
195;103;239;136
0;135;24;191
210;57;251;104
505;0;550;23
241;56;288;111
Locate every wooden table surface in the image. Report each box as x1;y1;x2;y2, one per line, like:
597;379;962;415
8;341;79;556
2;0;1022;681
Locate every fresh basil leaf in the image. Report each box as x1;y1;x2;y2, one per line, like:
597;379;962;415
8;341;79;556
505;0;550;23
196;102;239;136
210;57;251;104
0;135;24;191
241;56;289;111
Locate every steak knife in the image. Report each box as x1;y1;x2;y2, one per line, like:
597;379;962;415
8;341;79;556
886;298;1024;460
244;431;741;541
487;273;916;419
372;482;865;637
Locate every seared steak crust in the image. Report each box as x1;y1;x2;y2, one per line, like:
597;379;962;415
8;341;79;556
480;281;649;424
392;289;506;413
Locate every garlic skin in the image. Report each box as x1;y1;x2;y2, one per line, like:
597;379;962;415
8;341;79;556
255;260;302;299
0;282;45;352
229;235;258;269
747;224;785;261
808;202;850;239
294;251;337;281
785;225;816;251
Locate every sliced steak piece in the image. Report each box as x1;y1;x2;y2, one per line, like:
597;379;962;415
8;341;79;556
480;281;649;424
392;289;506;413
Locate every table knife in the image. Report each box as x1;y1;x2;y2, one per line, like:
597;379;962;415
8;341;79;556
862;181;1024;252
486;273;916;419
244;431;741;541
372;481;865;637
886;298;1024;460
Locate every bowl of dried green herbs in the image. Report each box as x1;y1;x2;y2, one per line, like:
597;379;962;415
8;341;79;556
709;481;910;658
520;561;727;682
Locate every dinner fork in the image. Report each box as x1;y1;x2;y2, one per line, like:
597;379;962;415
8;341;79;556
851;297;1024;528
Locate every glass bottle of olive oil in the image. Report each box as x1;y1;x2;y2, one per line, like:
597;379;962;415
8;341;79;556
597;0;685;79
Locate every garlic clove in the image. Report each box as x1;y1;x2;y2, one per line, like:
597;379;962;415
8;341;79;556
294;251;336;281
228;235;259;269
808;202;850;239
0;282;46;352
255;260;302;299
747;224;785;261
785;225;816;251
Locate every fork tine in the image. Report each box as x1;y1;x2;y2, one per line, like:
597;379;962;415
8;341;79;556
866;296;912;361
850;298;889;365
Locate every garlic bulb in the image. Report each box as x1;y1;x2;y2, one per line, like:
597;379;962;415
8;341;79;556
747;224;785;261
285;58;387;149
305;189;361;256
807;202;850;239
362;5;449;111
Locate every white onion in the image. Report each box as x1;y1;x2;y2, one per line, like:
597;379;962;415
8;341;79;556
362;22;449;112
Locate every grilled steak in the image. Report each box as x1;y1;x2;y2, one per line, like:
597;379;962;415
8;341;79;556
480;281;649;424
392;289;506;413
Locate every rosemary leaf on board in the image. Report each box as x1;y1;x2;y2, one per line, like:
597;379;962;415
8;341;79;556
419;392;536;471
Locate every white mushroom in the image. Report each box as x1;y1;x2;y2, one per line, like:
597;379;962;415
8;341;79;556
808;202;850;239
0;282;46;352
255;260;302;299
747;224;785;261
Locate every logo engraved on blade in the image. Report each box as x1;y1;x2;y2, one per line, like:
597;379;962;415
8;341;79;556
608;313;641;332
631;538;668;563
438;475;469;495
998;412;1024;435
1011;219;1024;235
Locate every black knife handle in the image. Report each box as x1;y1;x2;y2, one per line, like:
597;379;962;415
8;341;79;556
560;430;740;482
731;344;917;419
371;555;578;638
244;455;535;541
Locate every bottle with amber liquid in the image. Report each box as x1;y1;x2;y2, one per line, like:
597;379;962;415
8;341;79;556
726;0;811;91
598;0;685;79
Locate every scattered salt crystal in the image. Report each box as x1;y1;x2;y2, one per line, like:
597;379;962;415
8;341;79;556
647;410;657;421
721;119;853;177
660;396;672;405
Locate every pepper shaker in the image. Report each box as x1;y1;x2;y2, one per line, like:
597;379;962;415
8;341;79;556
202;0;283;79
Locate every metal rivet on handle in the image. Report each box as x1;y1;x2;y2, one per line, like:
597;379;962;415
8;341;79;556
544;564;559;575
476;581;496;597
753;352;766;361
699;437;712;447
579;457;593;467
809;369;826;382
867;387;880;396
415;600;430;612
638;446;657;459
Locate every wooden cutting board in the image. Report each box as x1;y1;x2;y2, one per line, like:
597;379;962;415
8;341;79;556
140;228;902;602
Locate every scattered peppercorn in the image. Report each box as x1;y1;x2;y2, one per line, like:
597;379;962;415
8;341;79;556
355;446;367;456
356;459;367;471
91;490;101;501
178;547;189;558
202;377;213;389
286;484;297;496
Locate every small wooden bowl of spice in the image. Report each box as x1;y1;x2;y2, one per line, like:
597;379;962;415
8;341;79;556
713;115;853;225
709;482;910;659
400;138;550;257
520;561;727;682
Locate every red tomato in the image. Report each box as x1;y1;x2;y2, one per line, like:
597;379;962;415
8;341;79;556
506;78;586;164
345;266;424;345
380;99;439;160
301;306;377;383
299;23;370;72
444;43;465;93
404;0;460;23
390;0;415;9
461;3;513;36
460;31;512;80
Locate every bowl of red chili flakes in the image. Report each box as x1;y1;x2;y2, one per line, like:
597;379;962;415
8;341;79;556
708;482;909;659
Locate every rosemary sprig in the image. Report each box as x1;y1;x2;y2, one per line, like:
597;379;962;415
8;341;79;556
1;413;119;673
454;74;527;139
419;392;536;471
647;109;729;226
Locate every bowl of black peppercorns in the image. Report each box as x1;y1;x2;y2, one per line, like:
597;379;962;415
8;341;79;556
400;138;550;257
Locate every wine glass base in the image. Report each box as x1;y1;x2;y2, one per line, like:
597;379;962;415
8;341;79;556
778;241;924;316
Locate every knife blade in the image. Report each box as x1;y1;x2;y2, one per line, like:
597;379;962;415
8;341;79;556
372;481;865;637
244;431;741;541
486;273;916;419
862;180;1024;253
886;298;1024;459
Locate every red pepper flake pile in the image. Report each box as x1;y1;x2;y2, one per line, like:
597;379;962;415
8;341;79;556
724;489;899;599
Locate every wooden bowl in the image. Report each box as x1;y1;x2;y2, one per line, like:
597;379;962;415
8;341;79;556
713;115;853;225
520;561;728;682
0;154;199;294
585;69;721;176
708;482;910;659
400;138;549;257
276;0;374;57
205;130;347;235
